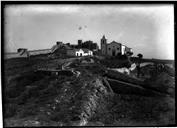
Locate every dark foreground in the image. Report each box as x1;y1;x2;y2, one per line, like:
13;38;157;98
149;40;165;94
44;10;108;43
3;55;175;126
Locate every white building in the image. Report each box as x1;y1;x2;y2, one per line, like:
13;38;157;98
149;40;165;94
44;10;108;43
121;45;126;55
67;49;93;57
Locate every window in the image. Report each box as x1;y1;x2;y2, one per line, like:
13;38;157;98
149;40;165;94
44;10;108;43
76;53;79;56
109;48;111;50
117;47;119;50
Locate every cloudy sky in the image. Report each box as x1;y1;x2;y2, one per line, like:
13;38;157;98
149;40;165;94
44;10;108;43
4;4;174;59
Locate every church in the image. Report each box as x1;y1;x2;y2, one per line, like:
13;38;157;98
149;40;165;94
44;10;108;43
100;35;132;56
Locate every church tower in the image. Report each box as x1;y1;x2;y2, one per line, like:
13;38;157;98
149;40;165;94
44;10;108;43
101;35;107;55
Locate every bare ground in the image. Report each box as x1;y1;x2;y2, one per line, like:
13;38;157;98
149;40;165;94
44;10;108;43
3;55;175;126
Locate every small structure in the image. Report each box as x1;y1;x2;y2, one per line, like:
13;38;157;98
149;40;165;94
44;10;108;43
82;49;93;56
5;48;29;59
67;49;93;57
121;45;126;55
56;41;63;46
125;46;133;54
28;41;64;56
51;41;64;53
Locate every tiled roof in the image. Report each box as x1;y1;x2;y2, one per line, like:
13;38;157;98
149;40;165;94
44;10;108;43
108;41;121;45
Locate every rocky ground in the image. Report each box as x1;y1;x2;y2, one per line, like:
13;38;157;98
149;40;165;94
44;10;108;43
3;55;175;126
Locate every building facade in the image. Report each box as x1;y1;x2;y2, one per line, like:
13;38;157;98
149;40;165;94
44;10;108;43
67;49;93;57
107;41;121;56
100;35;132;56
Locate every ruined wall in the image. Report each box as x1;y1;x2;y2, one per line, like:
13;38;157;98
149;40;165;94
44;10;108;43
29;49;51;56
67;50;76;56
5;52;28;59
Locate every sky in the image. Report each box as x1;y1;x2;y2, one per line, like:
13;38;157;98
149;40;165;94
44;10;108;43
4;4;174;59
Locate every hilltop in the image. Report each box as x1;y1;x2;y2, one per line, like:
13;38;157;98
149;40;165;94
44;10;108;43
3;55;175;126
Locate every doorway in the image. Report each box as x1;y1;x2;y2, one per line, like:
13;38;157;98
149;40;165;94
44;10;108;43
112;49;116;56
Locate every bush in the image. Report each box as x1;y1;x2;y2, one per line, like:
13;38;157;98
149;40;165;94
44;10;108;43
5;85;24;98
5;103;18;118
19;104;38;118
50;112;71;123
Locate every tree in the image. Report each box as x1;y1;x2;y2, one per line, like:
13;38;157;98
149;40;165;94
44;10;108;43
137;53;143;59
127;51;133;56
136;53;143;77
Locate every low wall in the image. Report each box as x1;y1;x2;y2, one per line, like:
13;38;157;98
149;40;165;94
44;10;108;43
4;53;28;59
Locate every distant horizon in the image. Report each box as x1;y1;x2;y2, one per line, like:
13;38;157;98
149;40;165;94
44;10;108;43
4;4;174;60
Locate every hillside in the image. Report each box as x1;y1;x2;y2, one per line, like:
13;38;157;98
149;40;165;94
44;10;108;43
3;55;175;126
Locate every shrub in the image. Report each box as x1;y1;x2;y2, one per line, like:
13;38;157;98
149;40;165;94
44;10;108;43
5;85;24;98
50;112;70;123
19;104;38;118
5;103;18;118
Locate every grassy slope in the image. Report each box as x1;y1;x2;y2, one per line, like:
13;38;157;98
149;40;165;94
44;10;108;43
3;56;67;126
3;55;175;126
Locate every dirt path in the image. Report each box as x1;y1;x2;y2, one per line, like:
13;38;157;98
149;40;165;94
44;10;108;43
107;78;169;97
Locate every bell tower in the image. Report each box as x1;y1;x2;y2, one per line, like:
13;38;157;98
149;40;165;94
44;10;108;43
101;35;107;55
